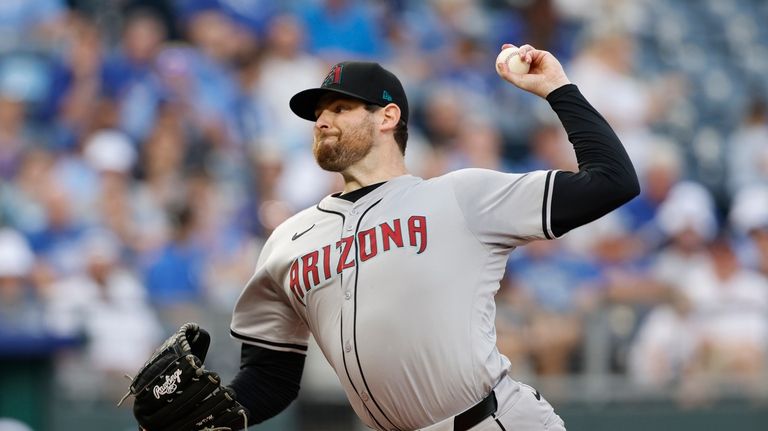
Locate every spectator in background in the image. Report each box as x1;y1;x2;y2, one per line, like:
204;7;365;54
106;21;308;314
180;2;245;66
0;56;49;180
568;181;721;382
172;5;247;151
677;233;768;404
620;138;685;251
186;170;262;311
403;0;488;58
299;0;386;59
726;98;768;195
502;239;602;376
48;129;136;228
47;14;112;151
45;229;162;398
0;0;68;52
651;182;718;288
568;25;668;177
102;6;168;142
0;228;45;334
141;201;208;329
153;45;239;153
215;0;277;38
25;181;87;280
729;185;768;276
0;148;52;234
599;183;716;368
81;129;141;254
627;286;699;388
431;32;495;98
627;181;767;397
131;107;188;254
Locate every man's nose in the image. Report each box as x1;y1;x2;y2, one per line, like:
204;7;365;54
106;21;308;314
315;110;331;130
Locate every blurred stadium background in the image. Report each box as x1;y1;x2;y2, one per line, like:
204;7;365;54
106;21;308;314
1;0;768;430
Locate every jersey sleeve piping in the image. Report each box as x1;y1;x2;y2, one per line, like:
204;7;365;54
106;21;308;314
542;170;560;239
230;329;309;355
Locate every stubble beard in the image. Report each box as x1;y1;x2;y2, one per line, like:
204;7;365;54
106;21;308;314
313;117;375;172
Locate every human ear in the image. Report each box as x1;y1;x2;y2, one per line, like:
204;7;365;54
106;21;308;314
380;103;401;131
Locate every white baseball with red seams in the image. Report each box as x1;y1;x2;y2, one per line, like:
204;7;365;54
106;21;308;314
496;47;530;75
231;169;562;431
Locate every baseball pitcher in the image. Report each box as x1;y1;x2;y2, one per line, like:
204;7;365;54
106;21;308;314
122;43;639;431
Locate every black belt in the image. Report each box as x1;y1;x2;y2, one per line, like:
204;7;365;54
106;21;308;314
453;391;498;431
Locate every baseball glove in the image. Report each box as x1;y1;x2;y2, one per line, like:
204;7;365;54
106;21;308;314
117;322;249;431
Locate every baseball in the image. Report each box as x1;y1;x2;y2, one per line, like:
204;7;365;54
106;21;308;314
496;47;530;75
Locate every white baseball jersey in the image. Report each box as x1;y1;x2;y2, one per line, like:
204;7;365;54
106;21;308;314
231;168;559;431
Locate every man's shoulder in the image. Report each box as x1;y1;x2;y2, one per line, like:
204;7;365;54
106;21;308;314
429;168;529;184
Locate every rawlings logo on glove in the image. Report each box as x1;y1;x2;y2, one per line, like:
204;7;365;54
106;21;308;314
117;323;249;431
153;369;182;399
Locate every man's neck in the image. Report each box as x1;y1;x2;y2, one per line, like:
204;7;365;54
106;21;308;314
341;165;407;193
340;150;407;193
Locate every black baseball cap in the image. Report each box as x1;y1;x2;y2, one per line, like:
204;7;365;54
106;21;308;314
289;61;409;124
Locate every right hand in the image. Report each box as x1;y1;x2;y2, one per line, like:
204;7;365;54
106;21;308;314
496;43;571;98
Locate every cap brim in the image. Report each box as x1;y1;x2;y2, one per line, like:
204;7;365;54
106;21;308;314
289;88;380;122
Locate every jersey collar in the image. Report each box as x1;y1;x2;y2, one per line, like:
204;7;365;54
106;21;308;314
317;174;420;213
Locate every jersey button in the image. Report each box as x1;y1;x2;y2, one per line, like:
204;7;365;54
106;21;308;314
344;341;352;352
360;392;369;402
344;291;351;300
346;224;353;231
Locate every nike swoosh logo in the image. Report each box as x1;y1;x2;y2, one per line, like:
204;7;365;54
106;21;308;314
292;224;315;241
533;390;541;401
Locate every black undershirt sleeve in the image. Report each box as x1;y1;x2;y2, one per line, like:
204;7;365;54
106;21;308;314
227;344;306;424
545;84;640;237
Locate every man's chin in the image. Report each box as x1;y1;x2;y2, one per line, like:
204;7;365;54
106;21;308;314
316;157;347;172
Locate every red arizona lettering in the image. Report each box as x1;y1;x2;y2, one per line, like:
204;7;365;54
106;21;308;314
301;251;320;291
408;216;428;254
322;245;331;279
336;236;355;273
358;228;377;261
380;219;403;251
289;260;303;299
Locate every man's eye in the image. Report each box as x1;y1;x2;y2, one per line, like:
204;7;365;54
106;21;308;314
334;105;349;113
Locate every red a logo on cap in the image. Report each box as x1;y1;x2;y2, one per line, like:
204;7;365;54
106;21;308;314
322;64;343;86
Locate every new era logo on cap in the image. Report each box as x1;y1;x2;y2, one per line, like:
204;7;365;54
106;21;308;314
289;61;409;124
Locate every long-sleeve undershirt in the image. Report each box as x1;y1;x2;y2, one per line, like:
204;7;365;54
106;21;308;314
546;84;640;237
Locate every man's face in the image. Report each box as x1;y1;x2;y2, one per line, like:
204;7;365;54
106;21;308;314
312;96;376;172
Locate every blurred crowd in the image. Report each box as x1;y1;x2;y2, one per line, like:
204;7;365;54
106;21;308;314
0;0;767;418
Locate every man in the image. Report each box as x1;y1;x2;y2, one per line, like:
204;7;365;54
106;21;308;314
132;44;638;431
222;43;639;431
